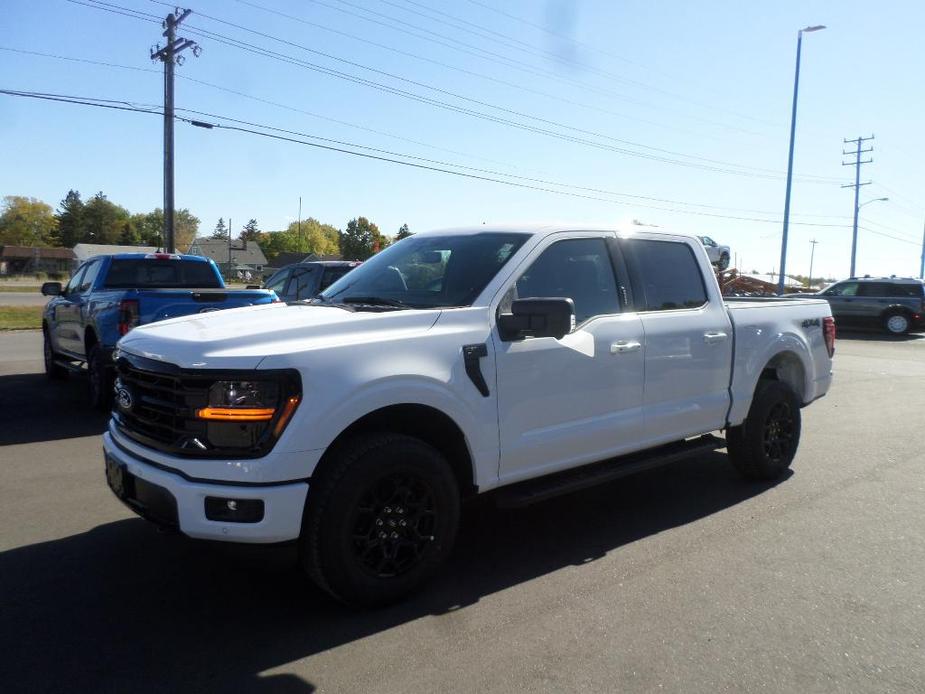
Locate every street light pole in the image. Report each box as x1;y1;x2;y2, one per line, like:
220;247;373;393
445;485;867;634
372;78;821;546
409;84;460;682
778;25;825;295
808;239;818;288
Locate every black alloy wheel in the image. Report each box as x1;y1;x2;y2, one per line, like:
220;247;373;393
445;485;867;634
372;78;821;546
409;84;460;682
726;379;802;480
762;401;796;465
351;472;438;579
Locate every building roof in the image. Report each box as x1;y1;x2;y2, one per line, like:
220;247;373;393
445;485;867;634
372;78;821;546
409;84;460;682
187;238;268;266
73;243;159;261
0;245;75;260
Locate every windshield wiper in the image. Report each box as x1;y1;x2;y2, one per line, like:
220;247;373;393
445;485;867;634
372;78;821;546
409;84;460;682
341;295;410;308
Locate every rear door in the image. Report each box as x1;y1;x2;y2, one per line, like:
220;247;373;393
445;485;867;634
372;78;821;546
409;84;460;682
621;237;733;442
494;233;646;481
856;282;892;325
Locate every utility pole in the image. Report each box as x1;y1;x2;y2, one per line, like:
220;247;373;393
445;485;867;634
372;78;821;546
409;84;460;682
808;239;819;288
227;217;232;279
298;196;302;251
920;217;925;279
842;135;874;278
151;9;200;253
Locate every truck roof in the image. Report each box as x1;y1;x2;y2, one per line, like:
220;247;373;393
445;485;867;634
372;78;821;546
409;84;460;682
85;252;213;263
414;223;692;240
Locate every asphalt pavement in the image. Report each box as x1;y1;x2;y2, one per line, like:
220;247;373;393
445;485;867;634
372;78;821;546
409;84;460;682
1;329;923;693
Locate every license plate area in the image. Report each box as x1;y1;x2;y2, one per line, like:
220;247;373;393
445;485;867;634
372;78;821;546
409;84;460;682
105;453;134;500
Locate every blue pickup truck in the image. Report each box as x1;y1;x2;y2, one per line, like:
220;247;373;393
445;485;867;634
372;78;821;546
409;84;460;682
41;252;276;408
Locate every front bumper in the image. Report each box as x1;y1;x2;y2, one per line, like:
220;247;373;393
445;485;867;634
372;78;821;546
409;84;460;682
102;432;309;543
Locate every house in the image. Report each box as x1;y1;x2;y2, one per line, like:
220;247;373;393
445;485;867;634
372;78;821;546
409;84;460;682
187;238;268;277
73;243;159;269
0;245;74;277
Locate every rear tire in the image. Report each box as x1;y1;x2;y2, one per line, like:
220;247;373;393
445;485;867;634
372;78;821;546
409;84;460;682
300;434;460;607
726;380;801;480
43;327;68;381
88;343;113;411
883;311;911;335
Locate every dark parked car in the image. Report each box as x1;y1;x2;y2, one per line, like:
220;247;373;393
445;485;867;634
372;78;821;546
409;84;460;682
263;261;361;301
800;277;925;335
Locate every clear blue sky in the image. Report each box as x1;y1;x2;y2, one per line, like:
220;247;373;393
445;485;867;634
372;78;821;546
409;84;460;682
2;0;923;279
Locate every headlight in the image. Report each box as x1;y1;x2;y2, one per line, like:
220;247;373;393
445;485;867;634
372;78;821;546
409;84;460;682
197;380;280;421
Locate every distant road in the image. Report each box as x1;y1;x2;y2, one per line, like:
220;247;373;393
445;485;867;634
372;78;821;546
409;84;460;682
0;293;49;307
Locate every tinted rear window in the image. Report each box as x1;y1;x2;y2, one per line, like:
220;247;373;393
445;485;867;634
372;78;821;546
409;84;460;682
887;283;924;298
623;239;707;311
104;259;222;289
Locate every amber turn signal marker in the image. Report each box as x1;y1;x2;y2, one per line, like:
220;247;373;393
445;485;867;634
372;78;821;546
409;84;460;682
196;407;276;421
273;396;301;437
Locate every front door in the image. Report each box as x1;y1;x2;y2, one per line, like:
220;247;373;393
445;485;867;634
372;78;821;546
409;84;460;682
493;234;645;483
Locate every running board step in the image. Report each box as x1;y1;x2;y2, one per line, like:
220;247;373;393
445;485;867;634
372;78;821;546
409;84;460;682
494;434;725;509
53;358;86;373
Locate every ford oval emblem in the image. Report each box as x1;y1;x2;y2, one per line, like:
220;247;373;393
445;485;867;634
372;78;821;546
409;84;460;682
115;384;134;412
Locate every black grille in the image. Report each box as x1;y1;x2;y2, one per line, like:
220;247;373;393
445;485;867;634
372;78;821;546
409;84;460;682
112;352;299;459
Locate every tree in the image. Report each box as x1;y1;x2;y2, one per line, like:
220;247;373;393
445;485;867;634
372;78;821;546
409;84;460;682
82;192;130;244
0;196;58;246
54;190;85;247
396;223;412;240
211;217;228;240
131;211;162;247
240;218;260;242
174;209;200;251
340;216;382;261
258;218;340;263
119;219;142;245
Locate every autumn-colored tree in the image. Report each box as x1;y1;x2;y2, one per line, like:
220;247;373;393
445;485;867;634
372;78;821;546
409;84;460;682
0;196;58;246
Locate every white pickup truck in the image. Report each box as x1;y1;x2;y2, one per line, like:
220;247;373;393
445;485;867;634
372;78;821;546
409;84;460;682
103;225;835;605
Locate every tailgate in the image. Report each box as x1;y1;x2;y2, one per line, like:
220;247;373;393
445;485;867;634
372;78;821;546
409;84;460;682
137;289;274;323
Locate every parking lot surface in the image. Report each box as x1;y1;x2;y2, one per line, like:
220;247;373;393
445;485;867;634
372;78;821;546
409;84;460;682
1;329;923;693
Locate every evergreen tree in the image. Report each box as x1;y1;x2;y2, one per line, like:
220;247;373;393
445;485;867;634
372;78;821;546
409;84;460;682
396;223;412;240
240;218;260;241
55;190;85;247
211;217;228;240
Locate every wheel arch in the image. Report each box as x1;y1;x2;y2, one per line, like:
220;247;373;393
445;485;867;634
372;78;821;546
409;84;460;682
759;350;806;402
312;404;477;498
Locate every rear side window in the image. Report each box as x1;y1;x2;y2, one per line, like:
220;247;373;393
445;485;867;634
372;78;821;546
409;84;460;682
104;259;222;289
887;283;924;298
622;239;707;311
857;282;891;297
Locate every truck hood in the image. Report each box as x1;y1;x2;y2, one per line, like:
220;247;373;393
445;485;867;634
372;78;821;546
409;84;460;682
117;302;442;369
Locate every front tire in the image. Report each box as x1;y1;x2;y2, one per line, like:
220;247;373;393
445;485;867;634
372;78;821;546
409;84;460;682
300;434;460;607
726;380;801;480
43;326;68;380
718;253;730;270
883;311;911;335
87;343;113;411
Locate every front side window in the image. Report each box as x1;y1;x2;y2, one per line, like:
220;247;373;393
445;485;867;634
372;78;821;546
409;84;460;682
825;282;859;297
513;237;620;324
65;265;87;294
322;233;527;309
78;260;102;293
622;239;707;311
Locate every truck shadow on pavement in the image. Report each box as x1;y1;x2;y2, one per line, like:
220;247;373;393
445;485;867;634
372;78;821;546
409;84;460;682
0;373;109;446
0;454;787;693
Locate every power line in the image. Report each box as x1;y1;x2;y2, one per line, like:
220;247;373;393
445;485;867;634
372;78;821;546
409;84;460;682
857;226;921;247
98;0;847;183
231;0;706;138
389;0;780;128
296;0;772;137
0;44;856;223
1;87;857;229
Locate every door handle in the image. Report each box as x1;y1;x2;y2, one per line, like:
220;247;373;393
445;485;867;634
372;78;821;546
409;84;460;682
703;331;728;344
611;340;641;354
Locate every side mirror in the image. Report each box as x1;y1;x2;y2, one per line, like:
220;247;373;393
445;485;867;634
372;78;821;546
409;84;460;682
498;297;575;341
41;282;62;296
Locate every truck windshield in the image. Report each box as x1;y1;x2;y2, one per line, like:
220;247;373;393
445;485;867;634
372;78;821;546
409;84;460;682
321;233;527;309
104;259;223;289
